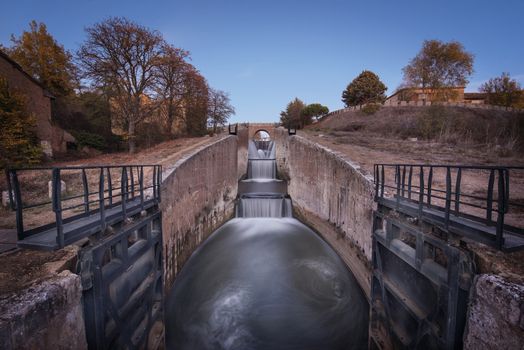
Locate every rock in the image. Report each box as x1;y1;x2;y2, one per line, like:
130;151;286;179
409;137;418;142
463;274;524;349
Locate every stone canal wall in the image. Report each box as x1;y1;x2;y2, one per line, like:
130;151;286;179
160;135;239;291
273;128;375;297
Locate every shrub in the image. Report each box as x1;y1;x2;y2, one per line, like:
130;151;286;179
73;131;107;150
361;103;381;115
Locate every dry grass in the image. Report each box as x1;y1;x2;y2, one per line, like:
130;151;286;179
0;134;224;230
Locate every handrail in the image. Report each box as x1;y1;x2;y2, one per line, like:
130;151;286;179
373;163;523;250
5;164;162;248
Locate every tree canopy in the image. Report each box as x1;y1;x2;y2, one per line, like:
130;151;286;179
402;40;474;101
302;103;329;122
342;70;387;107
208;88;235;133
7;20;78;97
280;98;307;128
480;73;522;108
77;17;166;153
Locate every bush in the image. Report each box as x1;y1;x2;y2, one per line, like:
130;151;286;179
73;131;107;150
361;103;381;115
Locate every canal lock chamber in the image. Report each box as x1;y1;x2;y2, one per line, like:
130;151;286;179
165;139;369;350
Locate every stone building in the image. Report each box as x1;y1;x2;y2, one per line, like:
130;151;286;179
0;49;74;157
386;86;465;104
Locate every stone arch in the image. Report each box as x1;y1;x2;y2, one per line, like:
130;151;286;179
248;123;277;140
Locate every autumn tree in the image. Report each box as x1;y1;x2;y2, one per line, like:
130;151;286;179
342;70;387;107
154;44;190;136
77;17;164;153
302;103;329;122
480;73;522;108
181;66;209;136
402;40;474;102
280;98;307;128
0;76;42;168
7;20;78;97
208;88;235;133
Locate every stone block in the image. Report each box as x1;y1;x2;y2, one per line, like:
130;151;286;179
463;274;524;349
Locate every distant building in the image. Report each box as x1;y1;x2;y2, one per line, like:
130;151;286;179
0;49;74;157
386;87;465;104
463;92;487;105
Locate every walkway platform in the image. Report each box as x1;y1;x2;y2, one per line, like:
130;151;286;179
18;198;157;251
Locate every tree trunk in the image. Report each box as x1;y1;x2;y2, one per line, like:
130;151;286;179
128;119;136;154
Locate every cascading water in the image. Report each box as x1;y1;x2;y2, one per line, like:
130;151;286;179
166;138;368;350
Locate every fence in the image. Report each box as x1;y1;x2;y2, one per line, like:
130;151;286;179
5;164;161;249
373;164;524;251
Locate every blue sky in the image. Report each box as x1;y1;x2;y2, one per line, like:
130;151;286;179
1;0;523;122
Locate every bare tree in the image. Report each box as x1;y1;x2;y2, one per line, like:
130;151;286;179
154;44;190;136
77;17;164;153
181;66;209;136
402;40;474;102
208;88;235;133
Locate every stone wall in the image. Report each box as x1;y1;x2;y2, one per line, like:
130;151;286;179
0;271;87;350
273;128;374;297
0;52;75;157
464;274;524;349
160;135;239;292
237;127;248;179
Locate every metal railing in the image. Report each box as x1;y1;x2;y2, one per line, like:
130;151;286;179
373;164;524;250
5;164;162;248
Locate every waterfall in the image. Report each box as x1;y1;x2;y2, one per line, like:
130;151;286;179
237;197;292;218
238;139;291;218
247;160;276;179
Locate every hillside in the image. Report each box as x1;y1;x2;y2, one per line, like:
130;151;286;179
305;105;524;171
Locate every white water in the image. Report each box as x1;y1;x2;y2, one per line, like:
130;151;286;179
237;197;292;218
247;160;276;179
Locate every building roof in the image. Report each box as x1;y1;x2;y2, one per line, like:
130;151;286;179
464;92;487;100
0;49;54;99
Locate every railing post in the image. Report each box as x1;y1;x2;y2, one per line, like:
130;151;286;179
454;168;462;215
380;165;385;197
408;166;413;200
130;166;135;199
107;167;113;206
445;167;452;229
52;168;64;248
157;165;162;203
374;165;379;199
395;165;401;209
427;166;433;206
121;167;128;221
418;166;425;220
9;170;25;240
82;169;90;214
139;166;144;210
486;169;495;225
99;168;106;236
496;169;506;250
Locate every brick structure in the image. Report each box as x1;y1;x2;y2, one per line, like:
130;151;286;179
0;50;73;157
386;86;465;104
